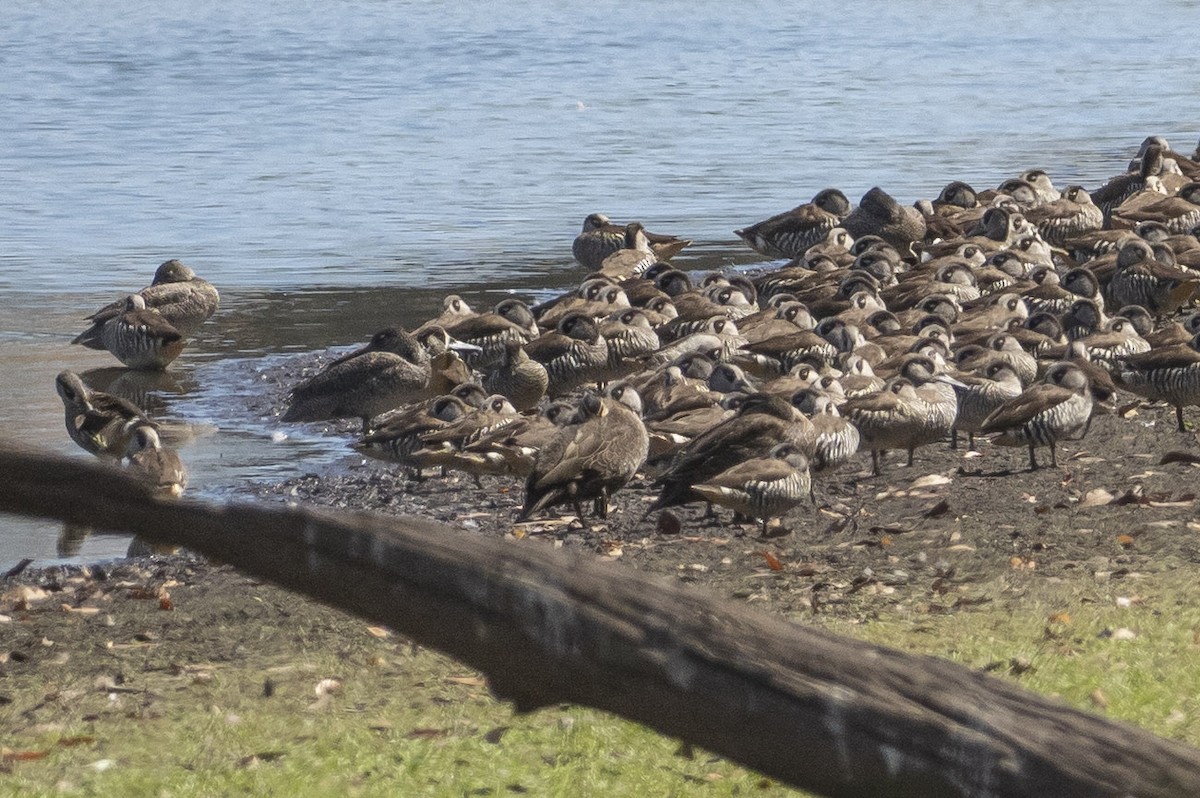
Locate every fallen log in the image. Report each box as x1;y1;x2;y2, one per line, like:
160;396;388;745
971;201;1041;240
1;443;1198;798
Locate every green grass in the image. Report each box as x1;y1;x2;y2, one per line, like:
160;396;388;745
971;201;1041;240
4;571;1199;796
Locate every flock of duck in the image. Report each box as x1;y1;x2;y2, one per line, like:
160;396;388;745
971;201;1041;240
54;135;1200;536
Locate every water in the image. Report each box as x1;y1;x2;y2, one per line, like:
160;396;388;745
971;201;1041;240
1;0;1197;566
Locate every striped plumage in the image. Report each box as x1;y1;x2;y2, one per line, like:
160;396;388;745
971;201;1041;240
1106;239;1200;316
483;341;549;412
650;393;816;512
75;259;219;344
453;402;580;479
649;318;746;368
95;294;187;370
355;394;472;476
735;189;851;259
572;215;691;272
1118;333;1200;431
949;361;1023;449
599;308;661;377
1059;318;1150;374
896;354;961;450
1024;186;1103;246
736;328;838;377
791;390;860;472
691;443;812;534
980;362;1095;469
523;312;610;396
406;395;522;485
1112;182;1200;234
1091;142;1164;219
55;370;153;459
445;299;538;369
841;377;926;475
573;215;648;271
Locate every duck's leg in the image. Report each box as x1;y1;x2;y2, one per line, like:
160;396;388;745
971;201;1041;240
593;489;609;519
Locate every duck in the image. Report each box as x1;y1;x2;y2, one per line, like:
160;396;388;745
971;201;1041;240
122;422;188;498
416;294;475;333
1105;239;1200;316
572;214;691;271
840;377;927;475
948;361;1023;450
979;361;1095;469
444;298;538;368
691;443;813;535
649;393;816;513
1024;186;1104;246
1117;332;1200;432
417;325;478;396
483;341;549;411
1091;142;1164;219
354;394;474;478
841;187;926;259
1112;182;1200;234
74;259;219;342
80;294;187;370
410;395;523;482
452;402;581;479
598;308;662;378
734;189;852;259
790;389;860;472
523;312;610;396
55;370;153;458
519;383;649;521
282;327;450;433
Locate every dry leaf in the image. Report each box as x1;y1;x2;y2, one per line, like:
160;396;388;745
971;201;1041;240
1090;688;1109;709
1116;534;1135;548
405;728;447;740
910;474;951;489
2;749;50;762
1048;612;1072;625
314;678;342;697
365;626;391;639
759;551;783;571
1080;488;1114;508
445;675;485;687
56;736;95;748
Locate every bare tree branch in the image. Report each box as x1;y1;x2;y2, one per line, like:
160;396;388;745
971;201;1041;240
2;441;1198;798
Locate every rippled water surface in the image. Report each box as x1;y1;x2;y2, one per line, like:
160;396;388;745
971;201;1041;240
1;0;1197;564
